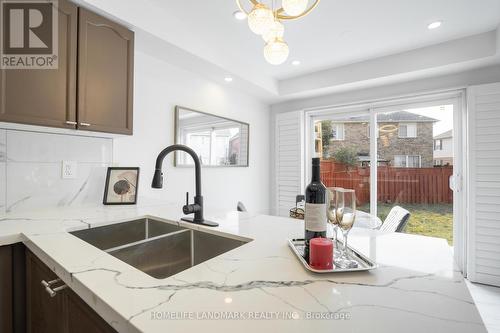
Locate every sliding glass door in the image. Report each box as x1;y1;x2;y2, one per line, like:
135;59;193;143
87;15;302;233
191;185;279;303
375;104;456;245
307;94;464;255
310;108;373;215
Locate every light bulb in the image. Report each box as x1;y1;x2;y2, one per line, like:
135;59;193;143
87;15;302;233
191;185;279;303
264;38;289;65
282;0;308;16
247;3;274;35
262;20;285;43
233;10;247;20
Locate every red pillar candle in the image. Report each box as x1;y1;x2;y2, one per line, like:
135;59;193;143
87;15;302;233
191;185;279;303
309;238;333;270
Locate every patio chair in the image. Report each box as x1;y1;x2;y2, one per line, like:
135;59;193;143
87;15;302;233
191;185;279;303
379;206;411;233
237;201;247;212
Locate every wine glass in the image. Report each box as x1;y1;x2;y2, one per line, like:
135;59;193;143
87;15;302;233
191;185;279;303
335;189;358;268
327;187;343;256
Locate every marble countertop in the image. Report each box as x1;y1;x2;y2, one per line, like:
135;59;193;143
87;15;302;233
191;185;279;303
0;201;486;333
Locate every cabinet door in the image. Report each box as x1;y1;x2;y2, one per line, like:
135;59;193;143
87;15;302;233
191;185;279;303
0;0;78;129
77;8;134;135
66;288;116;333
26;250;65;333
0;246;13;333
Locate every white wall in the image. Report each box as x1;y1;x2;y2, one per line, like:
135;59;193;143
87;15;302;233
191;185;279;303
113;49;271;214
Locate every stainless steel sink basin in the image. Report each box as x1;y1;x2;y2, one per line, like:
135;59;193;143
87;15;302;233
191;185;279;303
70;218;248;279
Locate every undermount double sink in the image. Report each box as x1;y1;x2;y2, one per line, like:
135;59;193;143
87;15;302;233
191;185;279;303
70;218;248;279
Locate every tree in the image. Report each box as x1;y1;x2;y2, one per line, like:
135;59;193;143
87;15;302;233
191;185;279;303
321;120;333;159
333;147;358;168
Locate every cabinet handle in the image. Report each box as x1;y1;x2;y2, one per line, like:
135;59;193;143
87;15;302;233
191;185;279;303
41;279;67;298
65;121;77;125
79;122;91;127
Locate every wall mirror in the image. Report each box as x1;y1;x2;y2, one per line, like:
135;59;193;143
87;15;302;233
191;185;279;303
175;106;249;167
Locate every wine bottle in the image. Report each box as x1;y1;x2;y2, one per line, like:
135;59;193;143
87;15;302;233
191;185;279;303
304;157;327;261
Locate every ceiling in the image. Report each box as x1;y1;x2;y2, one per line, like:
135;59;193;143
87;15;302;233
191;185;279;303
147;0;500;75
81;0;500;101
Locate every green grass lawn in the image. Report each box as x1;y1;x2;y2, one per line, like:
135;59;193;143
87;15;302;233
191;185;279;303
359;203;453;245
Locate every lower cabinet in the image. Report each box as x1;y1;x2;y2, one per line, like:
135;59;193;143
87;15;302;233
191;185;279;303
26;250;65;333
65;288;116;333
0;246;13;333
1;244;26;333
26;249;117;333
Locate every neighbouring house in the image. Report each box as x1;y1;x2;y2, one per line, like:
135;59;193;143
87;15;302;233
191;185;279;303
317;111;437;167
433;130;453;166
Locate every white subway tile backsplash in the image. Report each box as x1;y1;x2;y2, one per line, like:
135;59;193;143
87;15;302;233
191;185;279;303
0;129;113;214
6;130;112;163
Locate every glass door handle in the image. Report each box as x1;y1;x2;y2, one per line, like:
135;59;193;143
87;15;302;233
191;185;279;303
449;174;462;192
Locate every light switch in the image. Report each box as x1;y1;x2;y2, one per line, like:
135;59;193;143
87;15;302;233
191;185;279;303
62;161;77;179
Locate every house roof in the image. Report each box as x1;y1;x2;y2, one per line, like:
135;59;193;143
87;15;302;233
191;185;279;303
336;111;438;123
434;129;453;139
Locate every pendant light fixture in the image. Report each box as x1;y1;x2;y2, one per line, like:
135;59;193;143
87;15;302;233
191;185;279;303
236;0;320;65
282;0;309;16
264;37;289;65
247;3;274;35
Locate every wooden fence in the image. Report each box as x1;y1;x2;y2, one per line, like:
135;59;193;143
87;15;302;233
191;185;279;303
320;161;453;205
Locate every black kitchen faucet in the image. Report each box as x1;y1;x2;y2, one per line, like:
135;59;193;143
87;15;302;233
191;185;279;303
152;144;218;227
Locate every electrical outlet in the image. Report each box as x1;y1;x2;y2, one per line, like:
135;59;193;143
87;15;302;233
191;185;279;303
62;161;77;179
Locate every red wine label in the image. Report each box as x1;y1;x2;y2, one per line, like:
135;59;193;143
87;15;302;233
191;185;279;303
305;203;326;232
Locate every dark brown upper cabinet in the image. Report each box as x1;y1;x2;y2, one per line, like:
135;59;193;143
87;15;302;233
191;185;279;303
0;0;78;129
0;2;134;135
77;8;134;135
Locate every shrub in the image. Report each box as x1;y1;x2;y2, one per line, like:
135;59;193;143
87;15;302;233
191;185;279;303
333;147;358;168
321;120;333;158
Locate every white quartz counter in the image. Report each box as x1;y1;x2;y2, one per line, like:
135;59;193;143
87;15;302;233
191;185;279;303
0;202;486;333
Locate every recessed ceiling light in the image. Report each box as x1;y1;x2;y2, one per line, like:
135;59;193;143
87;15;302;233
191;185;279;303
292;60;301;66
233;10;247;20
224;77;233;82
427;21;442;30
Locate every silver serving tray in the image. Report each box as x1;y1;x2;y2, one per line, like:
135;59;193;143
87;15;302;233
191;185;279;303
288;238;378;273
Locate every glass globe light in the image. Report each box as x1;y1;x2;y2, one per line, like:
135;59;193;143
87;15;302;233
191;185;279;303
247;3;274;35
262;20;285;43
282;0;309;16
264;37;289;65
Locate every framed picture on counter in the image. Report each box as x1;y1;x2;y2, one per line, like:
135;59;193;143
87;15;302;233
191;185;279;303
103;167;139;205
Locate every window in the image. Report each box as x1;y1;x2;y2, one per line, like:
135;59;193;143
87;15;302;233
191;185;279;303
407;155;421;167
434;139;442;150
331;123;344;140
394;155;421;168
183;127;240;166
398;123;417;138
394;155;406;167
